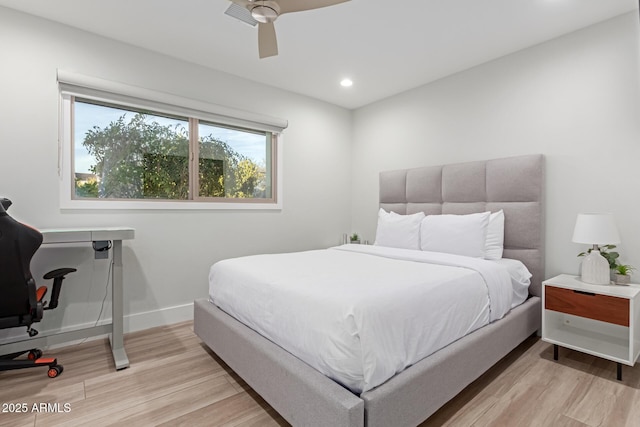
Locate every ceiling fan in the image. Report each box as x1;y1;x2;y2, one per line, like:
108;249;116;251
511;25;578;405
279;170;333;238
225;0;351;59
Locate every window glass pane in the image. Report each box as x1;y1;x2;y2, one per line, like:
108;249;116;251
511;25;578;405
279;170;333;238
198;122;271;199
74;100;189;200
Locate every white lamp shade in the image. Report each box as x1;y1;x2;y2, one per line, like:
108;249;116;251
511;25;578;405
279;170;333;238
572;213;621;245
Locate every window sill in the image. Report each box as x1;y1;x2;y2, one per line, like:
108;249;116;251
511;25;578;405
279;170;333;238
60;199;282;211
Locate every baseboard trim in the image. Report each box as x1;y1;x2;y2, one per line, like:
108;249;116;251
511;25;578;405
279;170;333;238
124;302;194;333
0;302;195;348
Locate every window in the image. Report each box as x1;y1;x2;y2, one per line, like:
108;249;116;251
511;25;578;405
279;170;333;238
58;71;286;209
73;99;274;202
196;122;273;200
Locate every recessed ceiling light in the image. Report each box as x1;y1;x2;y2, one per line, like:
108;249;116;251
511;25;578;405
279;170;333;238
340;79;353;88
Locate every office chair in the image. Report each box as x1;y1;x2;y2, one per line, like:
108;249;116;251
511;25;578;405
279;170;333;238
0;198;76;378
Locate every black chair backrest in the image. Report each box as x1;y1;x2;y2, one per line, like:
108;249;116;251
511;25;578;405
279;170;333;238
0;202;43;317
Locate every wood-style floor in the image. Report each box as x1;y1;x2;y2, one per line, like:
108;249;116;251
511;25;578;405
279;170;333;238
0;321;638;427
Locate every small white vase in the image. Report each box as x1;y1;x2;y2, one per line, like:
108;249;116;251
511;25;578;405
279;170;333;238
581;250;610;285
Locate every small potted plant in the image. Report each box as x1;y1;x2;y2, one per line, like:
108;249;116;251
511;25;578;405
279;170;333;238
350;233;360;244
614;264;635;285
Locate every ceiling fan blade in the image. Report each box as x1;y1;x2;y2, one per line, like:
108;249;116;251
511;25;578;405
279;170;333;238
258;22;278;58
225;2;258;26
278;0;350;14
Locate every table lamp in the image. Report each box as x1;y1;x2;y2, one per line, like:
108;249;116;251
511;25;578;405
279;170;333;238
572;213;621;285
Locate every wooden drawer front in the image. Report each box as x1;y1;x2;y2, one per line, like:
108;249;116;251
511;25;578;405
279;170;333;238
545;285;629;326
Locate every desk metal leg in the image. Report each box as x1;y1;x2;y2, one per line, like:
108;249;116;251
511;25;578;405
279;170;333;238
110;239;129;370
0;240;130;370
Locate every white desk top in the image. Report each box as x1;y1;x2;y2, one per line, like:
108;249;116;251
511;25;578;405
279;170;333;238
40;227;135;244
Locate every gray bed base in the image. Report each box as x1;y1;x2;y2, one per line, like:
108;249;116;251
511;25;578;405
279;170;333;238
194;296;540;427
194;154;545;426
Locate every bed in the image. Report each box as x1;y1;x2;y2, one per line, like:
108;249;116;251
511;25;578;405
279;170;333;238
194;154;544;427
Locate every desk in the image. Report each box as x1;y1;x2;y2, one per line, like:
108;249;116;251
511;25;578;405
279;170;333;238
0;227;135;370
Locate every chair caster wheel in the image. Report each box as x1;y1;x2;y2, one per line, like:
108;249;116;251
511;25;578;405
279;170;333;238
47;365;63;378
28;349;43;360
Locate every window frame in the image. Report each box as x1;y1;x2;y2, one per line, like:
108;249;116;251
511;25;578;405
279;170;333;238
58;71;286;210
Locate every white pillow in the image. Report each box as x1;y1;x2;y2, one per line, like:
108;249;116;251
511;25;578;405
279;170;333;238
374;209;425;250
485;210;505;260
420;211;490;258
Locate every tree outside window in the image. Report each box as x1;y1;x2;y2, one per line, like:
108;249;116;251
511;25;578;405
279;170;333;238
73;100;271;201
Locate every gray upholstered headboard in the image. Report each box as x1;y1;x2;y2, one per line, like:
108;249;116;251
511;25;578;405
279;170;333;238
379;154;545;297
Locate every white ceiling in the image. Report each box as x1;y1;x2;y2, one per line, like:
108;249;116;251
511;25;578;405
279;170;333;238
0;0;637;109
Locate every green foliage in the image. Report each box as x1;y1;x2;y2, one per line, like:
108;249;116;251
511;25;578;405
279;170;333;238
350;233;359;242
79;113;265;200
615;264;635;276
197;134;265;199
142;152;189;199
578;244;619;269
75;177;98;198
198;157;225;197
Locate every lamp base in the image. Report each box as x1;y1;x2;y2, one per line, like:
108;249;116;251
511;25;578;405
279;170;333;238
581;250;610;285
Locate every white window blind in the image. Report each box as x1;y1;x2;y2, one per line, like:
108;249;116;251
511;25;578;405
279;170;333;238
57;70;288;133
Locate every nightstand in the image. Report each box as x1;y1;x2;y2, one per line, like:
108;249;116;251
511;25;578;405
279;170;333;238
542;274;640;380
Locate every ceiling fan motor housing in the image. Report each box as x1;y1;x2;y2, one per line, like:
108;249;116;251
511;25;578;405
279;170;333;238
250;1;280;23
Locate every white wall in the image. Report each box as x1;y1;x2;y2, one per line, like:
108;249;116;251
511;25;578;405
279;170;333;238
2;7;639;341
351;12;640;280
0;7;353;336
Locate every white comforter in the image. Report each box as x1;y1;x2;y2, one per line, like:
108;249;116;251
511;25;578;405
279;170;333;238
209;245;513;394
